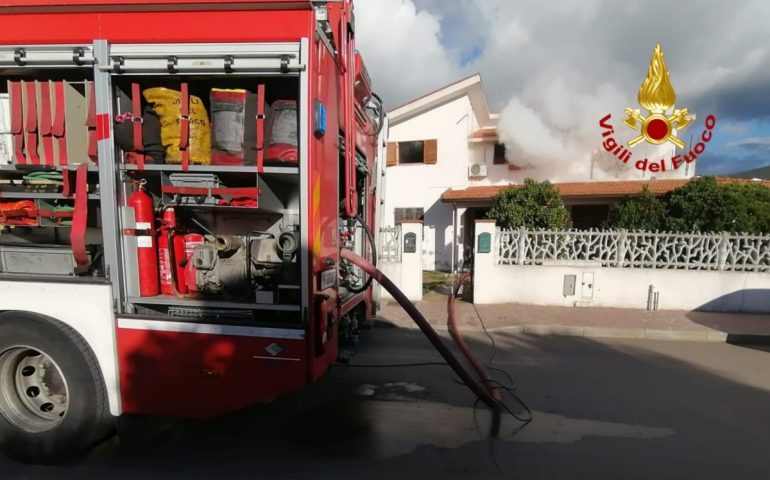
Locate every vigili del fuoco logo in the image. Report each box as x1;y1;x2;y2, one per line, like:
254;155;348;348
598;44;716;173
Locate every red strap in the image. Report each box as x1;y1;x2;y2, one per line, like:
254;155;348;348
52;82;65;136
41;135;54;166
39;82;52;135
161;185;261;199
24;81;39;165
9;81;24;164
257;84;265;173
125;152;146;170
128;84;145;170
86;81;97;163
39;81;54;166
9;82;22;135
25;132;39;165
24;81;37;133
86;81;96;127
62;169;71;198
69;163;88;269
56;135;68;166
37;209;74;219
53;81;67;166
179;83;190;172
131;82;143;152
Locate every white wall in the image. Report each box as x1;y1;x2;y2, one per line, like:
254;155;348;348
379;222;423;302
384;93;544;271
473;222;770;313
385;95;476;271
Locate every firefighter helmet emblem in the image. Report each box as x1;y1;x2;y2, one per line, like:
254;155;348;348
623;44;693;149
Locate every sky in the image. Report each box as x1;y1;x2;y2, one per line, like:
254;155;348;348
354;0;770;177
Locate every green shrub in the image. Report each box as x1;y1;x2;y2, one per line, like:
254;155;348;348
665;177;770;233
607;186;667;231
488;179;571;230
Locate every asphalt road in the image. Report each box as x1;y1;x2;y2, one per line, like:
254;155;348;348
2;325;770;479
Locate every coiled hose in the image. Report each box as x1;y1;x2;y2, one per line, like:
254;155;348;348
340;248;500;408
0;201;37;226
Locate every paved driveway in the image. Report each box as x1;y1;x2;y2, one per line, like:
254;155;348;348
2;326;769;479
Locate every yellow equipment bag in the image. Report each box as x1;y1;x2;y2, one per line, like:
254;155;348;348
143;87;211;165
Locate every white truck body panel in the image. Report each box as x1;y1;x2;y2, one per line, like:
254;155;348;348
0;281;121;415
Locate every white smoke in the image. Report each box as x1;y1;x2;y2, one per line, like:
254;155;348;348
355;0;460;108
356;0;770;179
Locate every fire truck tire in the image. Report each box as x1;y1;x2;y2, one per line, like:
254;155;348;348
0;312;113;464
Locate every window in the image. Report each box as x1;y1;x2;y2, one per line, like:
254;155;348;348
394;207;424;223
493;143;507;165
398;141;425;164
387;139;438;166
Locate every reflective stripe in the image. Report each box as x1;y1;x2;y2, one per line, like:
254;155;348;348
251;356;301;362
117;318;305;340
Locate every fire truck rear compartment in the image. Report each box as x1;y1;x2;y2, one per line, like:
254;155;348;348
116;73;303;321
0;42;315;326
0;67;104;278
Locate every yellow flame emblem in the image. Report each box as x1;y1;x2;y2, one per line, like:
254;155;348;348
623;44;692;149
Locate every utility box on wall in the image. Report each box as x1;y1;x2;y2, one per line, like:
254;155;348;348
403;232;417;254
563;274;576;297
582;272;595;299
477;232;491;254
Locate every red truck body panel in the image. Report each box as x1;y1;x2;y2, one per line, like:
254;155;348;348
0;0;381;417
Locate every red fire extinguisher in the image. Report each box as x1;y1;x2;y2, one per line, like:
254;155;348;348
128;182;159;297
158;208;188;295
183;233;205;294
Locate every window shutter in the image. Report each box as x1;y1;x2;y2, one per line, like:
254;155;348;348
423;139;438;164
387;142;398;166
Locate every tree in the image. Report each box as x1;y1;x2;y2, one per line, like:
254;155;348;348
607;186;667;231
665;176;770;233
488;179;571;230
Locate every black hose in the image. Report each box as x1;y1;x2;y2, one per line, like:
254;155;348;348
366;92;385;137
345;215;377;294
340;249;499;408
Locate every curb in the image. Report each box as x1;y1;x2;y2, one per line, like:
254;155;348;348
493;324;718;342
377;320;770;344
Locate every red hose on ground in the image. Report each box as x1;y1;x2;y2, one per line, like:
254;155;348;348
341;248;500;409
448;273;502;403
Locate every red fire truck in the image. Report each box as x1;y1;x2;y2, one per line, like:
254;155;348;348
0;0;386;462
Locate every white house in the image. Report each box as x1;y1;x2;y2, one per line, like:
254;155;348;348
382;74;696;272
382;74;514;271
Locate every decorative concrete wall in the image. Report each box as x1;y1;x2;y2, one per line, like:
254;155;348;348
379;222;423;302
473;220;770;313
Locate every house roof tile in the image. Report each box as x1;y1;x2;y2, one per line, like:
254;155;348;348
469;129;498;139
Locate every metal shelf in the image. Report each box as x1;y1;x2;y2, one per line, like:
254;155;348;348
0;164;99;173
120;164;299;175
0;192;100;200
129;295;301;312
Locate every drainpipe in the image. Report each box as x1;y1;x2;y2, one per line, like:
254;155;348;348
451;202;457;273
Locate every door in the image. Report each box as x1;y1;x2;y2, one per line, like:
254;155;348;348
581;272;594;300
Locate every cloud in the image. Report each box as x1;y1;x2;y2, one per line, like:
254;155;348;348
726;136;770;151
355;0;770;176
355;0;459;109
697;151;769;175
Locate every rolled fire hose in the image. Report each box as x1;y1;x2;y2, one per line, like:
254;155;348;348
340;248;500;409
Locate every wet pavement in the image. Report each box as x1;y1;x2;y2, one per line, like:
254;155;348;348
2;325;770;479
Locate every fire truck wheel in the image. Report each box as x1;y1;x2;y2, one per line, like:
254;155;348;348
0;312;113;464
